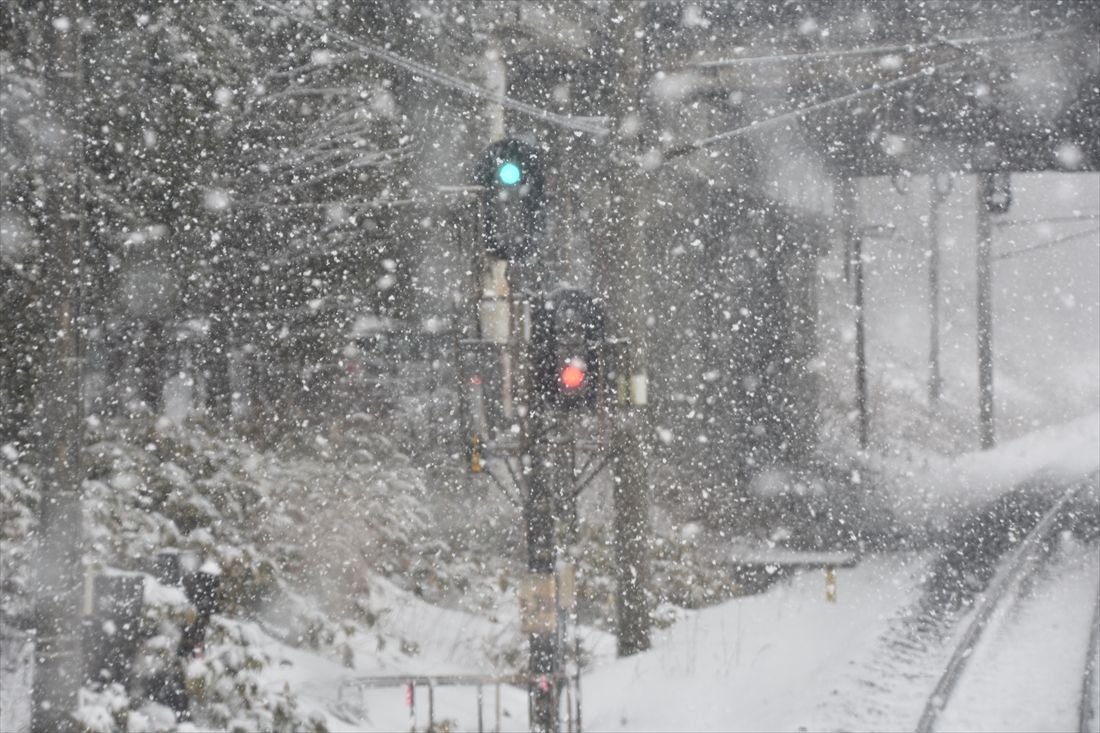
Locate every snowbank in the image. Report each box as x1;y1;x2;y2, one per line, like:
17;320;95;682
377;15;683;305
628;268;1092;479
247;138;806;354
876;412;1100;530
581;554;929;732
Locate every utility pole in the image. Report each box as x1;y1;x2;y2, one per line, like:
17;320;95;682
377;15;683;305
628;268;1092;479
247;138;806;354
853;226;869;451
524;398;560;733
604;0;652;657
470;127;562;727
835;174;857;285
853;224;894;452
32;1;86;731
975;171;999;449
837;175;868;450
517;260;559;733
927;173;951;407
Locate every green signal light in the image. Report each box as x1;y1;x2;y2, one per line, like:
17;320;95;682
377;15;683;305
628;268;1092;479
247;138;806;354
497;161;522;186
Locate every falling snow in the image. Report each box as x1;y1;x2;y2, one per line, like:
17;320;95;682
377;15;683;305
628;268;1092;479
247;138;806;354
2;2;1099;732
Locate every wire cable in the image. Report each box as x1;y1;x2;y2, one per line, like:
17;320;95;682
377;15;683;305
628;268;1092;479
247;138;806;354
254;0;609;138
664;60;963;162
694;29;1063;68
994;226;1100;261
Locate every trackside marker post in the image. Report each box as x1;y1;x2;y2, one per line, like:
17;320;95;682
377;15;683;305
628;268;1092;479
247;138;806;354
825;566;837;602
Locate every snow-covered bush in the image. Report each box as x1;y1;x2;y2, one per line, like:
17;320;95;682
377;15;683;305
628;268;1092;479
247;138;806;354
0;453;37;623
4;409;493;730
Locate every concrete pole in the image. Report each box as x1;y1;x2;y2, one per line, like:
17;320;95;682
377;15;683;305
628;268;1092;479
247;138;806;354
854;228;869;451
835;175;867;449
398;14;469;332
512;271;561;733
604;0;652;657
479;34;562;730
524;425;560;733
835;175;857;285
927;173;950;407
484;40;507;141
32;2;86;730
976;172;996;449
927;182;942;407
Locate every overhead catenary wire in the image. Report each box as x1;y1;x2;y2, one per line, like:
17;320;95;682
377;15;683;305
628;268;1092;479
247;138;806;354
994;226;1100;261
693;28;1062;68
664;60;964;162
993;213;1100;228
253;0;608;138
237;186;483;211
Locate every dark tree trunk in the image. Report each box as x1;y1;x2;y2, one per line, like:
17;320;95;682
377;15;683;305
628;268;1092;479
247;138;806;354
138;319;166;412
204;314;231;421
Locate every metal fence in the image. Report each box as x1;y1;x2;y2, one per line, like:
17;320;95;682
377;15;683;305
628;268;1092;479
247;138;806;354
337;673;582;733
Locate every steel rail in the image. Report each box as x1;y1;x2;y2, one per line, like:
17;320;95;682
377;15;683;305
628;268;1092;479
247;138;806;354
1081;594;1100;733
915;478;1087;732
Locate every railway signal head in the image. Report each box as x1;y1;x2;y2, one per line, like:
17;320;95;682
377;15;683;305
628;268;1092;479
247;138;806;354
532;289;605;412
474;138;545;261
496;160;522;186
559;360;587;391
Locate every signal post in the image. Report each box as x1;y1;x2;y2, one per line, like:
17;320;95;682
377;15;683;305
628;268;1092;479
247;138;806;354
468;139;608;732
469;138;559;731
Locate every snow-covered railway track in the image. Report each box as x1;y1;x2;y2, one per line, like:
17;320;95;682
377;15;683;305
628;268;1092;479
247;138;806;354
1082;596;1100;733
915;476;1097;733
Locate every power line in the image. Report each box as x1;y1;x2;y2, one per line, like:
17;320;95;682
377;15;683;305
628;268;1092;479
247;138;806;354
237;186;482;211
678;28;1070;165
253;0;608;138
664;60;962;162
694;28;1061;68
993;213;1100;228
994;226;1099;261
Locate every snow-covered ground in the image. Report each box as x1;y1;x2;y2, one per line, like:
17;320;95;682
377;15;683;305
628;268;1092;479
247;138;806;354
243;552;929;732
247;415;1096;732
4;410;1096;733
581;552;928;732
4;167;1096;730
260;531;1098;733
0;629;31;733
935;538;1100;733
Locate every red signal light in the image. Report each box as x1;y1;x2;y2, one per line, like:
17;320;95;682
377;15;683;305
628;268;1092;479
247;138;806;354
560;363;586;390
